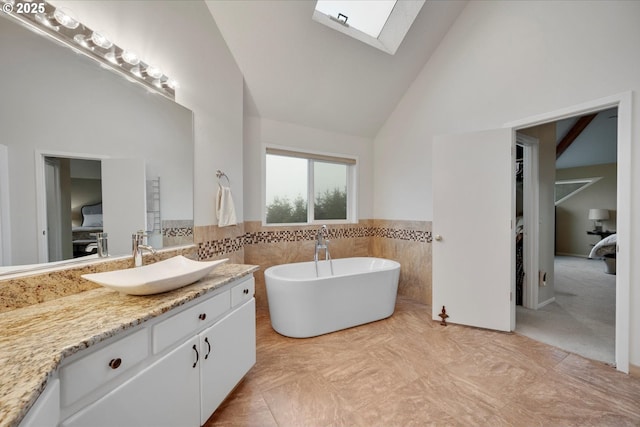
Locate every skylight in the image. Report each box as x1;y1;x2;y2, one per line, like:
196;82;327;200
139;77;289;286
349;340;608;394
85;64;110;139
312;0;425;55
315;0;397;39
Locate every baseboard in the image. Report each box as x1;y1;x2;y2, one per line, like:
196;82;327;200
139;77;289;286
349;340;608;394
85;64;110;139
537;297;555;309
556;252;589;258
630;363;640;378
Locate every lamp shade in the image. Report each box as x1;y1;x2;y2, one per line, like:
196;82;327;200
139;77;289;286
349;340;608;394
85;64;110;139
588;208;609;221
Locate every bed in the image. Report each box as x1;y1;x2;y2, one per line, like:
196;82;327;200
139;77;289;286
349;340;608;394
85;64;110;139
588;233;616;275
72;202;103;257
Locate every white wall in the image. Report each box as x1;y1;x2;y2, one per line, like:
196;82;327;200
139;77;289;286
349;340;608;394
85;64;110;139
373;1;640;367
243;117;373;222
49;0;245;226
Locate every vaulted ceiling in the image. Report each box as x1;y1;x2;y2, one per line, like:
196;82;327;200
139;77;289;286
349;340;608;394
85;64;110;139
556;107;618;169
205;0;468;138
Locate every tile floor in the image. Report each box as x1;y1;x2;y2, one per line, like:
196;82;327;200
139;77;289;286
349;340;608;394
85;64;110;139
205;297;640;426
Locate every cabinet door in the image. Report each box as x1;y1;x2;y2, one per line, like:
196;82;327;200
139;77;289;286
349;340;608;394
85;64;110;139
61;337;200;427
199;298;256;423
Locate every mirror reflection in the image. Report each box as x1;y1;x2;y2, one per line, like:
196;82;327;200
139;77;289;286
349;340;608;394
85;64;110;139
45;157;102;262
0;16;194;271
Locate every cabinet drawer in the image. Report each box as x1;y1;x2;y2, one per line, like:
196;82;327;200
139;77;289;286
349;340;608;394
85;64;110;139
153;290;230;354
60;328;148;407
231;277;255;307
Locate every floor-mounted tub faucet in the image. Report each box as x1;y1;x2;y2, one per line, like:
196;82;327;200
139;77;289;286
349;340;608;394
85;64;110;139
314;225;334;276
132;231;156;267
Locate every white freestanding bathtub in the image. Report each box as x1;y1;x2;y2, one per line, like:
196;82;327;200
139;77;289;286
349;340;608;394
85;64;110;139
264;257;400;338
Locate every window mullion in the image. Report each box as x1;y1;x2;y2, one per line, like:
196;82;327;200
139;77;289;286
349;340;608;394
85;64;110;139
346;164;352;220
308;159;314;223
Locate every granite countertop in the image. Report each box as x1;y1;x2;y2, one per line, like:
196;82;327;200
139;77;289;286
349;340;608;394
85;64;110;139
0;263;258;427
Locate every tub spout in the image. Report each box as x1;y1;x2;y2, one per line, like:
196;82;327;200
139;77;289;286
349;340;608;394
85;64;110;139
314;225;334;277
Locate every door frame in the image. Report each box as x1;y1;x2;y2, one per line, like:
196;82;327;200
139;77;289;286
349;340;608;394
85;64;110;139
515;134;540;310
0;145;10;266
44;158;63;262
505;91;631;373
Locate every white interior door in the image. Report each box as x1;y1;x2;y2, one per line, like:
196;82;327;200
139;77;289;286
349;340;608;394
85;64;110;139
432;128;515;331
102;158;147;257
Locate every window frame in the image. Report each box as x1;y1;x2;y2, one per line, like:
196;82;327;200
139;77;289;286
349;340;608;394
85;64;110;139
262;144;358;226
555;177;603;206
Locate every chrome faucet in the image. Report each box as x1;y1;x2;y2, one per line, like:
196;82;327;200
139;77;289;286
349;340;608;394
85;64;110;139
314;225;333;276
91;232;109;258
132;231;156;267
314;225;328;260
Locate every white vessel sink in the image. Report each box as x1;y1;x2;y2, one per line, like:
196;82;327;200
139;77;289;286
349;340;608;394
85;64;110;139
82;256;228;295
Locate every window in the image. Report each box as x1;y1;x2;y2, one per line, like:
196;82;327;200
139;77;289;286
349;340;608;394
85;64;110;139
264;147;356;225
314;0;397;38
312;0;425;55
555;177;602;205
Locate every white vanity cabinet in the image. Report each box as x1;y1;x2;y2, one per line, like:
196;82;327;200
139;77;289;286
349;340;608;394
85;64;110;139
61;337;201;427
53;274;256;427
200;298;256;423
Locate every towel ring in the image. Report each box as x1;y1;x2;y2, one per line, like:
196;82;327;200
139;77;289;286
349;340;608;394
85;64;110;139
216;170;230;186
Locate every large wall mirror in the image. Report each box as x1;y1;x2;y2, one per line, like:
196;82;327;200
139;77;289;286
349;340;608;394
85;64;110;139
0;16;194;272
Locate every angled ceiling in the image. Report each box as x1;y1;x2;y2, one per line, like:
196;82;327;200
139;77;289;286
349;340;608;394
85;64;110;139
556;107;618;169
206;0;468;138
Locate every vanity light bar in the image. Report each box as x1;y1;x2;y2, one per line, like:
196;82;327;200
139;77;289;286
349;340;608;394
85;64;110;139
1;0;177;99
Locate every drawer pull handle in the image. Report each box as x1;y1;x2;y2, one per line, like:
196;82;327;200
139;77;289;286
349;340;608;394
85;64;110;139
204;337;211;360
198;313;206;321
109;358;122;370
192;344;199;368
243;288;249;295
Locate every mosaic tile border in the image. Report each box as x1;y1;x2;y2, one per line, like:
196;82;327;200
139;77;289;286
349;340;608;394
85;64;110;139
163;227;193;237
373;227;432;243
198;237;244;259
197;225;432;259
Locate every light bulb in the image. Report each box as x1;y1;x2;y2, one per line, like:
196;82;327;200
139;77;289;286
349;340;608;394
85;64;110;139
122;50;140;66
145;65;163;79
166;80;180;90
53;8;79;29
90;31;112;49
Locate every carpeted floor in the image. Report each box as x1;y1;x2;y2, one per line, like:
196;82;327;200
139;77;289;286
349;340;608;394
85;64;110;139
515;255;615;365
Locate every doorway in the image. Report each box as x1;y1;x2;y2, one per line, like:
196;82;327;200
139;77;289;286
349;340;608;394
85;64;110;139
43;156;103;263
515;108;617;365
507;92;630;373
35;151;106;263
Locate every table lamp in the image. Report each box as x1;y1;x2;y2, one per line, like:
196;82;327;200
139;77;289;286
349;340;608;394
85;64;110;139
588;208;609;232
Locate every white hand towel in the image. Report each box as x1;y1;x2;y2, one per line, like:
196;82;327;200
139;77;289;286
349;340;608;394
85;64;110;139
216;183;237;227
